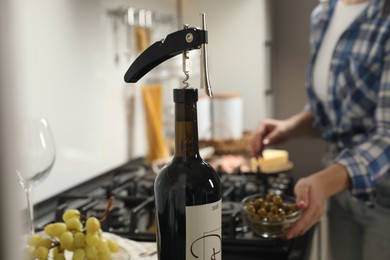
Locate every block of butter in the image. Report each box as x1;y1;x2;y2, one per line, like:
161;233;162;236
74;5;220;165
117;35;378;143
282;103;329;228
250;149;292;173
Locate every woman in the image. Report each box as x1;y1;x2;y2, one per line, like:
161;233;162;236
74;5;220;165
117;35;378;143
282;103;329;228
252;0;390;259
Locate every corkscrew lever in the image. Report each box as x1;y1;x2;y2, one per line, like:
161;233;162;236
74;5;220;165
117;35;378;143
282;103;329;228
200;13;213;97
124;14;213;97
124;27;206;83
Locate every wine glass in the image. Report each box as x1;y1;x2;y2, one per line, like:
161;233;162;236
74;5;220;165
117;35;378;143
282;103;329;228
15;118;56;235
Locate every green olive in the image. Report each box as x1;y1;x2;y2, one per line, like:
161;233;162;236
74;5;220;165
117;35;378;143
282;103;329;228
247;204;256;213
282;204;291;212
266;193;274;202
268;215;282;223
278;208;286;216
290;204;298;212
270;205;279;214
245;193;298;227
257;207;267;216
263;202;272;211
267;211;274;218
254;198;264;209
272;195;283;206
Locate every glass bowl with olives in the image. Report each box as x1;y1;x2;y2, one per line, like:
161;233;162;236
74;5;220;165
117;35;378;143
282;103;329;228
241;192;301;238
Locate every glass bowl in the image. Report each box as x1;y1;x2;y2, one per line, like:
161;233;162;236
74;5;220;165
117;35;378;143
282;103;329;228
241;193;301;239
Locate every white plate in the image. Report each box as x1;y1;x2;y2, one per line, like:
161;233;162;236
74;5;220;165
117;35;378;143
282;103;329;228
102;233;157;260
33;231;157;260
33;232;130;260
62;244;130;260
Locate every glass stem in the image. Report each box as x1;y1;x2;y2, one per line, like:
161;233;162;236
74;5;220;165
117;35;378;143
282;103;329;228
25;189;35;234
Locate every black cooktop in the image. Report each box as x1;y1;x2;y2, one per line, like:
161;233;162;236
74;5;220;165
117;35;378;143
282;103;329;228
34;157;314;260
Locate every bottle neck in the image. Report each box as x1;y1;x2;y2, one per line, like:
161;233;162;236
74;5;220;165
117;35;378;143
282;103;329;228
174;101;200;158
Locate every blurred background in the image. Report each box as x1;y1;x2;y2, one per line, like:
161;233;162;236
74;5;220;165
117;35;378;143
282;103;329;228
0;0;327;258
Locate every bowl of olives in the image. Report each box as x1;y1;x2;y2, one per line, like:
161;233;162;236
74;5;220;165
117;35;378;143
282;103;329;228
241;192;301;238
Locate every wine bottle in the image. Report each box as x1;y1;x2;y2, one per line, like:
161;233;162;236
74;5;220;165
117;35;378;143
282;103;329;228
154;88;222;260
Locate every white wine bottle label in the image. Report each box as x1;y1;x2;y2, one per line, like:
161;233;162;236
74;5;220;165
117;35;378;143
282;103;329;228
186;199;222;260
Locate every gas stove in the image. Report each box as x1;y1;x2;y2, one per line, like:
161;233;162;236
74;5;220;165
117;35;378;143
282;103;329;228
35;158;314;260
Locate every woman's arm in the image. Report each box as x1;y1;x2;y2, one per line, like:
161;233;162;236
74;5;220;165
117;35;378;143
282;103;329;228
285;110;319;138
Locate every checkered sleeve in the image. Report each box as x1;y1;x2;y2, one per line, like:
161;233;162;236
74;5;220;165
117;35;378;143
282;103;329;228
335;38;390;202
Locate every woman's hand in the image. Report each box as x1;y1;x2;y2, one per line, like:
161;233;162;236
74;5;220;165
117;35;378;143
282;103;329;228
285;175;326;239
251;111;316;157
285;164;351;239
251;118;293;157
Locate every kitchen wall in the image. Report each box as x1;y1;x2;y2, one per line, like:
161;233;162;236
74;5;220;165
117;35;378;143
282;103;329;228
10;0;276;205
183;0;327;178
12;0;178;204
272;0;327;179
272;2;329;258
182;0;274;131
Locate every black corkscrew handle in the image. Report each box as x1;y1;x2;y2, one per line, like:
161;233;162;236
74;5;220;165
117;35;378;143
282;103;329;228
124;27;208;83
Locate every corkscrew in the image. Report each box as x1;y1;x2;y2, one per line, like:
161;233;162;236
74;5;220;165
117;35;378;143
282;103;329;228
124;13;213;97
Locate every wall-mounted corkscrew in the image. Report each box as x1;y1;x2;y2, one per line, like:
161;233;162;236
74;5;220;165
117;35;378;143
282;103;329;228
124;13;213;97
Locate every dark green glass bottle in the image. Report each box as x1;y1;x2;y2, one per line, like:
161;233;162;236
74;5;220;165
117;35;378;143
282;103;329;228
154;88;222;260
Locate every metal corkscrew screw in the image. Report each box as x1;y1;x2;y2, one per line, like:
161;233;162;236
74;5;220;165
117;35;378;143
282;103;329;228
182;25;191;89
182;50;191;89
124;13;213;97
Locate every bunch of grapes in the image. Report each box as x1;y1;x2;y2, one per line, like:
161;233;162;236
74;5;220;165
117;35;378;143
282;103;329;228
25;209;121;260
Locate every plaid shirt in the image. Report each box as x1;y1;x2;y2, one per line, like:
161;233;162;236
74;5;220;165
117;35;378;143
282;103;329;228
305;0;390;202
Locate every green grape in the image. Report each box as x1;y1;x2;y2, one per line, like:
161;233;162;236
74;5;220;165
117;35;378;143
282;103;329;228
34;246;49;260
107;239;120;253
62;209;81;222
53;253;66;260
52;246;60;257
44;222;67;237
85;246;98;259
98;251;111;260
60;231;74;251
27;234;42;247
37;238;52;249
40;207;122;260
66;217;83;232
96;239;110;253
50;246;64;259
86;217;100;234
85;233;99;247
74;232;86;248
72;248;86;260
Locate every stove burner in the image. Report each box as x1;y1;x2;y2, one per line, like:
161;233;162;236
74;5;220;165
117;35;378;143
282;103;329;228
35;158;314;259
